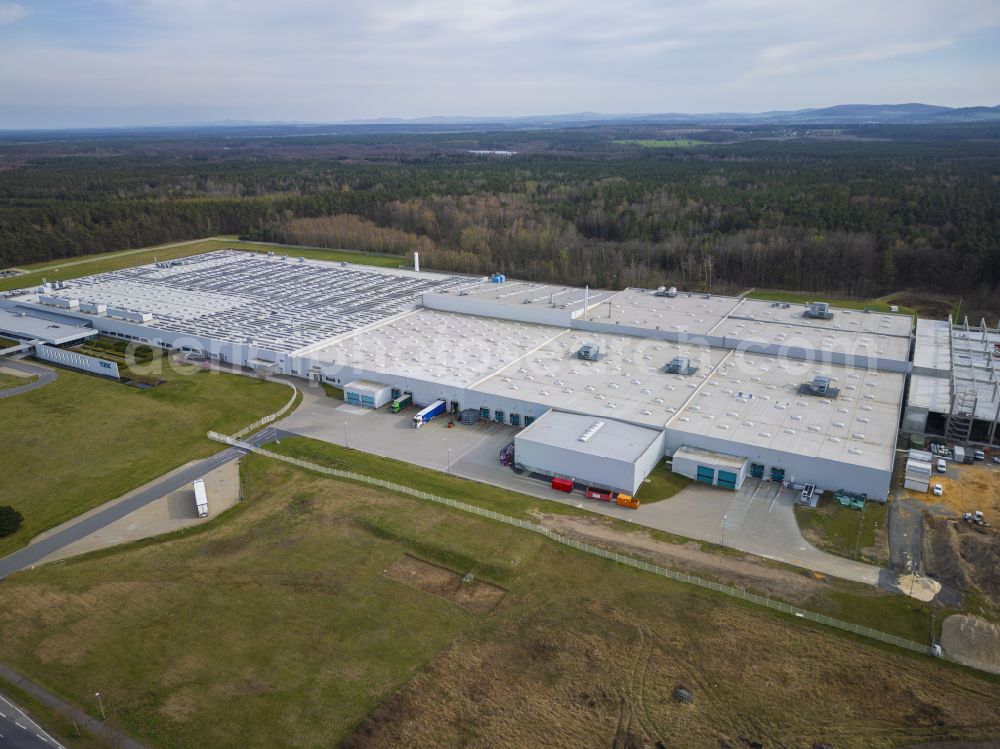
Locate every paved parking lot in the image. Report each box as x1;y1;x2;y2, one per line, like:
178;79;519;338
278;384;880;585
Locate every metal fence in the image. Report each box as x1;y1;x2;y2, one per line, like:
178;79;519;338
209;430;934;659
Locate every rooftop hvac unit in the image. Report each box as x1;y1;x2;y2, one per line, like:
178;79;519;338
663;355;697;375
577;343;601;360
654;286;678;297
799;374;840;398
804;301;834;320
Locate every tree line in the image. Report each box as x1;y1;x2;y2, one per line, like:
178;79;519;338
1;127;998;318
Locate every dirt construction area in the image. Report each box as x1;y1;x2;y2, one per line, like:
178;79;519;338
901;461;1000;519
923;518;1000;602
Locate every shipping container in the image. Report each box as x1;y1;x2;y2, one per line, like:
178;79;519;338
551;477;574;492
193;479;209;518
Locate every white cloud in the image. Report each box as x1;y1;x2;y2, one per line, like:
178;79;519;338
0;0;998;126
0;1;26;26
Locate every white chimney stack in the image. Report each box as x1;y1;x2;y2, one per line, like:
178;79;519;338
414;252;420;272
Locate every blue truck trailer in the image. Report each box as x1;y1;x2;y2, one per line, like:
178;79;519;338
412;399;447;428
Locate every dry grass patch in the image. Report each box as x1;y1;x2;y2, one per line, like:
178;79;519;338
385;555;506;614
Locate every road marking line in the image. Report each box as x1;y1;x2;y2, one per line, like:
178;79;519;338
16;721;27;729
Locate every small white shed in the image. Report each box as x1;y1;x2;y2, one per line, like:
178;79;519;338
343;379;393;409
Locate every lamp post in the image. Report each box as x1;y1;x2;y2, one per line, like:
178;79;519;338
95;692;106;720
344;421;349;448
721;513;728;548
447;448;452;474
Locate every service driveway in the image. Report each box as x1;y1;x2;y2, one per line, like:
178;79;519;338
277;384;881;585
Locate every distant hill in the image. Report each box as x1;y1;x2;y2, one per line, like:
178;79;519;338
344;103;1000;127
5;103;1000;135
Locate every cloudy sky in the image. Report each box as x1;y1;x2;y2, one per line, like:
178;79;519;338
1;0;998;128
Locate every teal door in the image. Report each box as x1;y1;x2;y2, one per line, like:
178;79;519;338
717;470;738;489
696;466;715;485
524;416;535;427
510;413;521;426
750;463;764;478
480;407;490;420
770;467;785;482
346;391;361;405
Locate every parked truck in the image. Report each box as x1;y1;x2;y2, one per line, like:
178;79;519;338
193;479;209;518
413;399;446;428
391;392;413;413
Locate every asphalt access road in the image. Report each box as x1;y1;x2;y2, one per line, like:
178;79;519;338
0;691;64;748
0;428;278;580
0;359;56;399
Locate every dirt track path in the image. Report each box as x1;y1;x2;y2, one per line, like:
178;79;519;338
538;513;822;602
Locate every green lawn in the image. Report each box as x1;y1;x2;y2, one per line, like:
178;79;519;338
745;288;917;316
0;336;21;348
795;496;888;563
0;357;290;556
613;139;712;148
319;382;344;400
634;459;691;502
0;237;406;293
0;371;37;390
0;455;997;748
267;436;589;523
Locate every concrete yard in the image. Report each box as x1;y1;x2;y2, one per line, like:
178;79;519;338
31;460;241;565
278;383;880;585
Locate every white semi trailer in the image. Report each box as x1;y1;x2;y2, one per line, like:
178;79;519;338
193;479;209;518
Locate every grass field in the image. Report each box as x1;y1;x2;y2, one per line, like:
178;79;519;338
0;237;406;293
613;139;712;148
0;356;289;556
634;459;691;502
0;371;37;390
1;455;998;749
265;436;943;642
796;496;889;563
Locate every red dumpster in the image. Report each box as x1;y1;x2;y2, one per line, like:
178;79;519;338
585;487;614;502
551;477;574;493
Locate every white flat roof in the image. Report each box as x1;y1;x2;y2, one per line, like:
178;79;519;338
516;410;662;463
672;445;749;472
0;306;95;345
668;350;905;471
431;278;618;315
5;250;467;353
731;298;913;338
472;329;727;428
311;309;566;387
907;374;952;413
913;318;952;373
581;288;743;336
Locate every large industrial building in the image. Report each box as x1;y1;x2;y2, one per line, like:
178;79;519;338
4;247;988;501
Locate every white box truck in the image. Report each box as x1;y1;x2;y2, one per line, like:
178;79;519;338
193;479;209;518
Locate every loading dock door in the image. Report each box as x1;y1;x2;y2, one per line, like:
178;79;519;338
524;416;535;427
750;463;764;479
696;466;715;485
770;466;785;482
480;407;490;420
361;395;375;408
717;470;738;490
346;391;361;405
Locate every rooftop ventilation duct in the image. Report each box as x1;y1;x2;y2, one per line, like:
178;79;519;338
577;343;601;360
654;286;678;297
799;374;840;398
663;355;697;375
804;301;834;320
